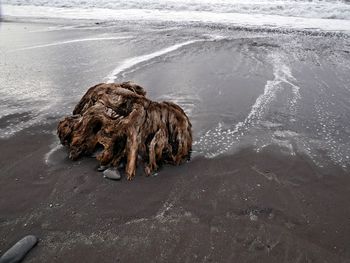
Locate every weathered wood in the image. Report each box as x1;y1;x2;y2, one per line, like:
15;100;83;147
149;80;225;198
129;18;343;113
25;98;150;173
57;82;192;180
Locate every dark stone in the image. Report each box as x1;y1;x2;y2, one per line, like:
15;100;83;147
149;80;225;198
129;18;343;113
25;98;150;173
0;235;38;263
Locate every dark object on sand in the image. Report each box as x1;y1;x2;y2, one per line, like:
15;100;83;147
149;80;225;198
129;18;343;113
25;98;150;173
0;235;38;263
57;82;192;180
97;165;108;172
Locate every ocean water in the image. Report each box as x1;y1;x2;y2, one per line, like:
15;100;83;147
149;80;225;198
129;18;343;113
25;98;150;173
4;0;350;19
2;0;350;33
1;1;350;170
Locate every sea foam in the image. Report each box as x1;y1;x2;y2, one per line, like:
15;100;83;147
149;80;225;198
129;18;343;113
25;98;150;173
194;52;301;158
3;0;350;20
12;36;133;51
105;40;202;83
3;3;350;33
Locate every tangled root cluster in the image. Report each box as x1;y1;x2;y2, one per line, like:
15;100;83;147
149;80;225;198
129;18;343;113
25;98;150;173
57;82;192;180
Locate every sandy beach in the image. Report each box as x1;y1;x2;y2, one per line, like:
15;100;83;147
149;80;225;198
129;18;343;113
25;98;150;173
1;19;350;262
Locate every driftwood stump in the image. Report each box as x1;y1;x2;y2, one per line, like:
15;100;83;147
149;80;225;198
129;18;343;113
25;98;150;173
57;82;192;180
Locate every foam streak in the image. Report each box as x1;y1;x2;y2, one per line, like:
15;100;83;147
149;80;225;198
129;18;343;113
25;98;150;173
105;40;201;83
13;36;132;51
196;53;300;158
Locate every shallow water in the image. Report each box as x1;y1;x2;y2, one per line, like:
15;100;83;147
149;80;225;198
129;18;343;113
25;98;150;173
0;20;349;171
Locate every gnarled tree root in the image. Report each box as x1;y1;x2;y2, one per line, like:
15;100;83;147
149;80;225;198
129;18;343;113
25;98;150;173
57;82;192;180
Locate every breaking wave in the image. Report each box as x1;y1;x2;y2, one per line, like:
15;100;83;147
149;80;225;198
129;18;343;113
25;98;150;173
3;0;350;33
4;0;350;20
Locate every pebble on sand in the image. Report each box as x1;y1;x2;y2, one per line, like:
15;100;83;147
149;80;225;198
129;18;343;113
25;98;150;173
103;168;121;180
97;165;108;172
0;235;38;263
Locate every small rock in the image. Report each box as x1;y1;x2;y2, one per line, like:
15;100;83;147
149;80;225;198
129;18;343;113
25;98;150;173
249;212;258;221
49;204;53;208
103;168;121;180
0;235;38;263
97;165;108;172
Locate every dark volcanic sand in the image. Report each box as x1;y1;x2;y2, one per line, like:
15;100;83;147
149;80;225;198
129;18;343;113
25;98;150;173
1;126;350;263
1;21;350;262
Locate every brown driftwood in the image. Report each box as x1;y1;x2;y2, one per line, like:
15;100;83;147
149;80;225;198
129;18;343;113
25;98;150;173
57;82;192;180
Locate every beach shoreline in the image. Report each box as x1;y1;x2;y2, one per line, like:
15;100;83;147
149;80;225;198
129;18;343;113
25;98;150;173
1;19;350;262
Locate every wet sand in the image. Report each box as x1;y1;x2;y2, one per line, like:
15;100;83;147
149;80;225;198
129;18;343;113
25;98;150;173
1;21;350;262
1;125;350;262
